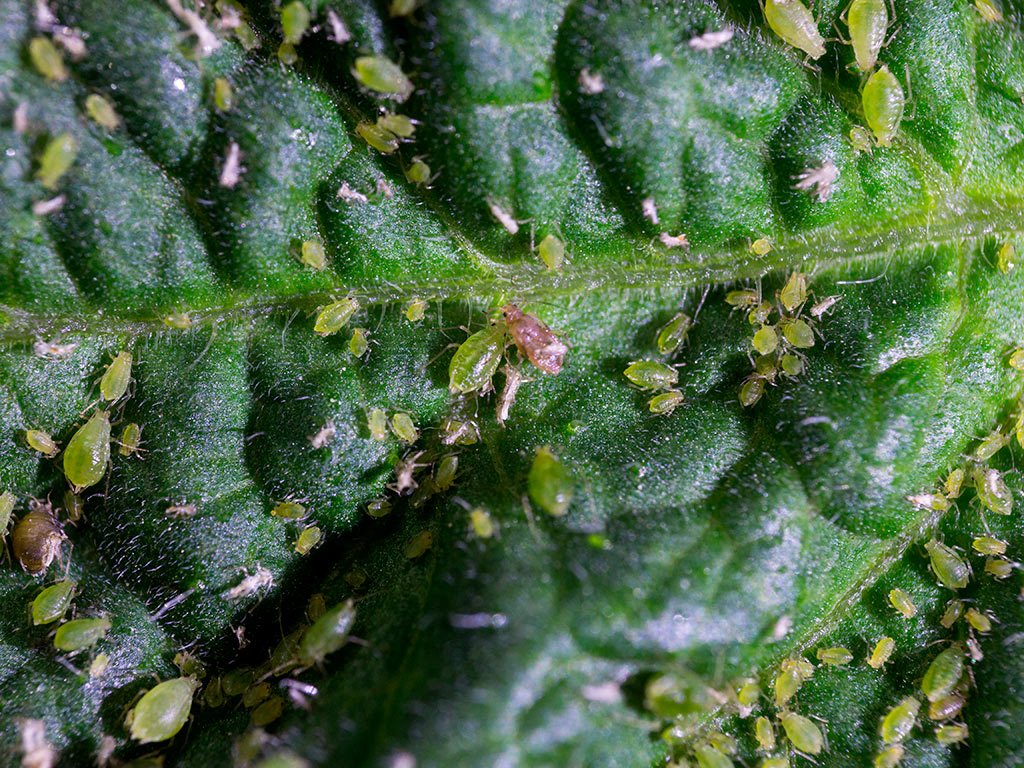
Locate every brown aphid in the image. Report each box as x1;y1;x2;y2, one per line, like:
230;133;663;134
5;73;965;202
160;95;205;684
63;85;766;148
501;304;568;375
12;499;66;575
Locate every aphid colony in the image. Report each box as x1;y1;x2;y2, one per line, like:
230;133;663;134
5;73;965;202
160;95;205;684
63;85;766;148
622;311;691;416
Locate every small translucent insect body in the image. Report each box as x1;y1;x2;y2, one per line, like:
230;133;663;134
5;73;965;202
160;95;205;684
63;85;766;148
365;498;391;519
925;539;970;590
165;502;198;518
405;159;430;184
693;744;732;768
353;56;414;100
817;646;853;665
874;744;905;768
298;599;356;667
862;66;905;147
780;317;815;349
739;375;766;407
348;328;369;358
30;36;68;80
85;93;120;129
1010;349;1024;372
0;490;14;538
763;760;791;768
118;423;143;457
163;311;192;329
764;0;826;57
922;645;964;703
404;530;434;558
12;501;65;574
780;711;823;755
242;682;271;709
779;272;808;312
750;237;773;256
405;299;427;322
708;732;737;755
945;467;966;498
935;723;968;745
754;716;776;751
998;242;1017;274
469;508;495;539
280;0;310;44
850;125;874;154
214;77;234;111
300;240;327;270
226;566;274;600
929;690;966;721
868;636;895;668
846;0;888;72
271;501;307;520
496;365;531;427
737;680;760;713
749;301;774;326
294;525;322;555
90;653;110;676
31;579;76;625
889;588;917;618
54;616;111;652
63;410;111;492
657;312;693;355
314;299;359;336
390;413;418;443
972;536;1007;556
774;658;813;707
966;635;983;661
752;326;779;355
449;324;507;394
906;492;950;512
377;113;416;139
780;353;804;376
503;305;568;375
435;455;458;492
881;697;920;743
129;677;200;743
985;557;1013;578
726;290;761;309
252;697;285;726
538;234;565;270
528;446;574;517
624;361;678;391
649;390;684;416
973;466;1013;514
974;429;1008;460
36;132;78;189
362;408;386;442
100;351;132;402
26;429;58;457
278;41;298;65
965;606;992;633
938;599;963;629
975;0;1002;21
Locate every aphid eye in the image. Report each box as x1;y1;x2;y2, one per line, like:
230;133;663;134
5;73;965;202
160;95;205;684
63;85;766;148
528;446;574;517
129;677;200;743
390;413;418;443
538;234;566;270
31;579;76;625
99;351;133;402
862;66;905;148
816;646;853;665
880;696;920;743
657;312;692;355
85;94;120;129
119;423;143;457
352;55;414;101
764;0;827;58
623;361;678;391
924;539;970;590
53;616;112;652
314;298;359;336
62;410;111;492
780;712;824;755
846;0;888;72
271;501;308;520
25;429;59;457
298;599;357;666
300;239;327;270
922;644;964;703
867;636;895;669
888;587;917;618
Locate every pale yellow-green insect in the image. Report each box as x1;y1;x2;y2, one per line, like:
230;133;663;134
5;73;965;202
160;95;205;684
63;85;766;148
764;0;826;58
129;677;200;743
63;410;111;492
846;0;888;72
99;351;132;402
862;66;905;147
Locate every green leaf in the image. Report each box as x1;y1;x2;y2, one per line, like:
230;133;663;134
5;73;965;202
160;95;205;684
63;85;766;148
2;0;1024;766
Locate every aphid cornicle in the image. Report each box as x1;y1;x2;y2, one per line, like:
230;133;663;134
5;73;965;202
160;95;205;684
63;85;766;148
449;324;506;394
846;0;888;72
129;677;200;743
31;579;76;625
862;65;905;147
54;616;111;652
63;410;111;492
503;305;568;375
764;0;826;58
99;351;132;402
12;501;65;575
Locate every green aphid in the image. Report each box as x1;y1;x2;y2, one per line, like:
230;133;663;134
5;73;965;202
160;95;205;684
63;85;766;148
945;467;966;498
752;326;779;355
203;677;224;708
623;360;678;391
889;588;917;618
293;525;322;555
862;65;905;147
972;536;1007;556
694;743;733;768
63;410;111;492
538;234;565;270
404;530;433;558
873;744;904;768
356;121;399;153
816;646;853;665
389;0;418;15
0;490;15;540
846;0;888;71
780;353;804;376
1009;349;1024;372
89;652;109;677
405;299;427;322
739;375;766;407
85;94;121;129
162;311;192;329
935;724;968;745
649;390;684;415
774;658;813;708
737;679;760;712
973;466;1013;515
726;289;760;308
314;298;359;336
780;317;814;349
214;77;234;111
763;760;791;768
974;430;1008;460
528;446;574;517
922;645;964;703
367;408;388;441
708;732;737;755
764;0;825;58
748;301;774;325
277;42;297;65
390;412;418;443
975;0;1003;21
119;423;143;457
449;324;506;394
880;696;920;743
221;668;253;697
100;351;132;402
378;113;416;138
25;429;58;457
280;1;310;44
965;606;992;633
174;650;206;679
999;242;1018;274
940;599;963;628
36;132;78;189
31;579;76;625
906;492;950;512
129;677;200;743
867;636;894;669
754;716;776;751
241;682;271;709
405;159;431;185
349;328;369;357
925;539;970;590
298;599;356;666
54;616;111;652
780;711;824;755
779;272;809;312
271;501;307;520
984;557;1013;579
352;55;413;100
300;240;327;270
657;312;692;355
750;237;773;255
29;36;68;81
435;455;458;492
251;696;285;726
929;689;967;721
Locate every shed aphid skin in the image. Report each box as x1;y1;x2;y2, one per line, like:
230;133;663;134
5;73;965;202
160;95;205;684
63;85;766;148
488;201;520;234
693;743;733;768
503;305;569;375
529;446;574;517
624;361;678;391
25;428;59;457
163;311;193;329
352;55;414;101
226;565;274;600
973;466;1013;514
165;502;198;518
779;711;824;755
405;298;428;322
497;365;531;426
689;27;735;50
391;451;428;495
925;539;970;590
657;312;693;355
297;599;356;667
63;410;111;492
966;634;983;662
578;67;605;94
882;697;920;743
449;323;506;394
873;744;905;768
649;389;684;416
129;677;200;743
36;132;78;189
935;723;968;745
314;298;359;336
846;0;888;72
862;65;905;147
754;716;776;751
13;500;65;575
54;616;111;652
271;501;307;520
99;351;133;402
868;636;895;668
470;507;496;538
793;160;839;202
119;422;143;456
906;492;949;512
31;579;76;625
659;232;690;249
219;140;243;187
300;240;327;271
17;719;55;768
764;0;826;58
390;412;418;443
538;234;566;270
816;646;853;665
337;182;368;203
368;408;388;441
34;339;79;358
975;0;1003;22
888;588;917;618
965;606;992;633
30;36;68;80
922;644;964;703
308;419;336;449
641;196;660;225
85;93;120;129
